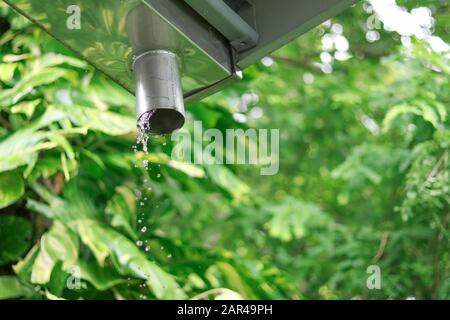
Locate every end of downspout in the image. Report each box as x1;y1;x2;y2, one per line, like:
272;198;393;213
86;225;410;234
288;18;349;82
133;50;185;135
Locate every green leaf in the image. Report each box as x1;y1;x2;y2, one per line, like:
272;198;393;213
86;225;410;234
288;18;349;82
0;215;32;265
75;219;186;299
13;244;40;282
0;276;30;299
0;171;25;209
31;222;79;284
0;109;84;173
138;152;205;178
168;160;205;178
27;155;61;181
27;181;100;223
77;260;126;291
37;53;88;70
52;104;135;136
10;99;41;119
205;165;249;200
382;104;422;132
264;197;328;242
45;290;66;300
0;63;17;83
105;186;137;240
206;262;255;299
0;67;69;108
214;288;243;300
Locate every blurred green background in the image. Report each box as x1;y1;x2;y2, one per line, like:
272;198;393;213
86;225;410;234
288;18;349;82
0;0;449;300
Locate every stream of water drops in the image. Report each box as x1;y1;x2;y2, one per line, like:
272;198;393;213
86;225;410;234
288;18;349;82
131;112;172;282
133;115;153;257
137;111;155;170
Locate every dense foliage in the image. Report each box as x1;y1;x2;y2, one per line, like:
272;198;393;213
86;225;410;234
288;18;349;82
0;0;448;300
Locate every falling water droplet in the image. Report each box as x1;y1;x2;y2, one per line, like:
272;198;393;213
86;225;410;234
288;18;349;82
137;112;155;171
137;131;149;154
137;111;156;154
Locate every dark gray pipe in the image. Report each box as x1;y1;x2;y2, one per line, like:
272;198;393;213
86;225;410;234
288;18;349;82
132;50;185;134
128;6;185;135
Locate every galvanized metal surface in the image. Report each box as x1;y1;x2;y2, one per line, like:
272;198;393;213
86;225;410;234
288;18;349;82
184;0;259;52
4;0;357;103
3;0;235;100
133;50;185;134
235;0;358;68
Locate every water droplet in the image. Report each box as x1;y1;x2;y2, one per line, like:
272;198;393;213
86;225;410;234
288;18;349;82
145;246;151;252
140;202;144;206
138;219;142;224
136;240;143;247
167;254;172;259
140;226;147;233
144;197;148;201
156;174;161;178
137;112;155;154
